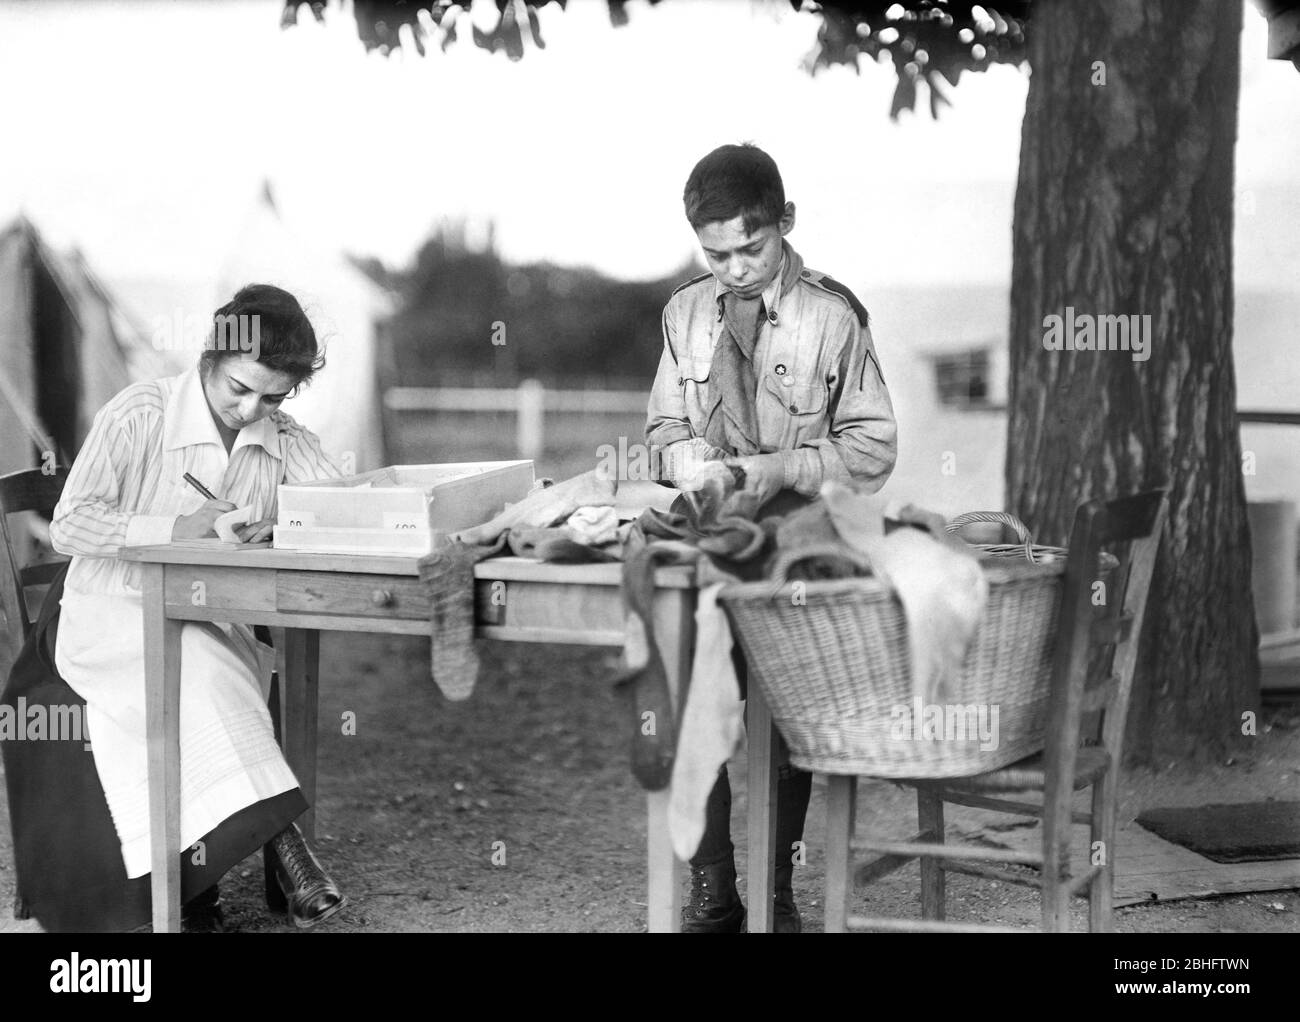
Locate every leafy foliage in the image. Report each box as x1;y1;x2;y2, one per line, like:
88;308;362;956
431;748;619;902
282;0;1029;118
802;2;1029;119
373;223;695;388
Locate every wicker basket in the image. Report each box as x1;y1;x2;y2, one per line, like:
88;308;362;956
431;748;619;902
718;512;1091;778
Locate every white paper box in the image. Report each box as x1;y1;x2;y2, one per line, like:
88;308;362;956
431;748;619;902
275;461;534;555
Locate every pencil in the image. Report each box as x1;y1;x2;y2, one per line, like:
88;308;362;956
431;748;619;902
182;472;219;501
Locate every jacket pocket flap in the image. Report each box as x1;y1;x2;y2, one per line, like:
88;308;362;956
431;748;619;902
763;373;827;415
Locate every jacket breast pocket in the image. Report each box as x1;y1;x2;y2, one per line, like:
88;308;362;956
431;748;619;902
679;356;712;435
761;373;829;448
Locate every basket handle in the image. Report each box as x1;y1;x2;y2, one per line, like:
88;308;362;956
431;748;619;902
769;543;876;584
944;510;1039;564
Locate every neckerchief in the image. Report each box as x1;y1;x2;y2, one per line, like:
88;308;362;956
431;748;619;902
702;241;804;456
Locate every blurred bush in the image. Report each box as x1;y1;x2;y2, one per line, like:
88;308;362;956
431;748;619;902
359;223;696;389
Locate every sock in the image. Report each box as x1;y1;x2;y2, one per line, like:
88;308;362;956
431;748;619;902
667;581;746;859
417;533;507;701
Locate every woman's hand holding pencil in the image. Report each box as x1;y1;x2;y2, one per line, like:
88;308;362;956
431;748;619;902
175;472;235;540
172;498;238;541
176;471;272;543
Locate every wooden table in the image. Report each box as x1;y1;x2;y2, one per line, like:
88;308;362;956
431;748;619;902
119;543;781;933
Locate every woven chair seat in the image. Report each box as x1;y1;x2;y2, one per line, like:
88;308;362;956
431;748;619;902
916;746;1111;794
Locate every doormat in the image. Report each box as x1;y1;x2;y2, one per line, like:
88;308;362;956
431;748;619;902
1136;802;1300;863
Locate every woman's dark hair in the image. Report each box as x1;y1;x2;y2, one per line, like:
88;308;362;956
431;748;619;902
199;283;325;387
683;143;786;236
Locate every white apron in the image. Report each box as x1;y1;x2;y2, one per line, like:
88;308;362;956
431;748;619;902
55;596;297;879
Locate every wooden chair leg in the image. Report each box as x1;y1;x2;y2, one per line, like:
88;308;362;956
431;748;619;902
263;670;288;912
1040;805;1071;932
917;788;946;920
1089;774;1116;933
824;774;857;933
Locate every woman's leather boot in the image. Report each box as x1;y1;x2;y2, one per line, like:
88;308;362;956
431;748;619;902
182;883;225;933
271;823;347;929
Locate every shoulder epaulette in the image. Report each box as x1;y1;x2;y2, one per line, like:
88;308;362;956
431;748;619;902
806;272;871;329
670;271;714;297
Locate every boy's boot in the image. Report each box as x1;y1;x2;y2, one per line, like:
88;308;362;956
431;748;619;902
682;766;745;933
773;765;812;933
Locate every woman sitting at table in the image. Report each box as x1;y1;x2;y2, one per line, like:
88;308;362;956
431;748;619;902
43;283;347;930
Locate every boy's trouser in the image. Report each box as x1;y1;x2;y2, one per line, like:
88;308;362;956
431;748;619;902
690;759;813;872
682;488;817;873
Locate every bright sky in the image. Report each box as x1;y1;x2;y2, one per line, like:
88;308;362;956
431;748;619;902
0;0;1294;289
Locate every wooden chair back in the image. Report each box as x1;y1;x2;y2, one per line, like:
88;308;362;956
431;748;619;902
1040;488;1168;861
0;467;70;660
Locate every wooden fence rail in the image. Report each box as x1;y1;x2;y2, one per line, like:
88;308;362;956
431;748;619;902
384;381;649;459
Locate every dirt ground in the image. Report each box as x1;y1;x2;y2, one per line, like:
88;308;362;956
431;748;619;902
4;631;1296;934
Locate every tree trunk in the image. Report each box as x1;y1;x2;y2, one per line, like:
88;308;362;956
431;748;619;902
1006;0;1256;762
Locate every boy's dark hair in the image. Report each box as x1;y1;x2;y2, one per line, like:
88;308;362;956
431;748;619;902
199;283;325;387
683;143;786;236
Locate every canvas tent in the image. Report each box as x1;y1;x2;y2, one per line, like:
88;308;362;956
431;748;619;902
215;183;386;473
0;215;171;675
0;215;170;477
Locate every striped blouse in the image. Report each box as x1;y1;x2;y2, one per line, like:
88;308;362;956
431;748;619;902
50;367;344;596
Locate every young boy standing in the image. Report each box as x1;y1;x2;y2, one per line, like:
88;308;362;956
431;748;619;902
645;143;898;932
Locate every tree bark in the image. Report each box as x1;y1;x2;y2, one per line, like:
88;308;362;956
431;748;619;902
1006;0;1256;762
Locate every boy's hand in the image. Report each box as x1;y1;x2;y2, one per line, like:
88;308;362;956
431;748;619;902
663;438;727;488
172;499;237;541
724;454;786;507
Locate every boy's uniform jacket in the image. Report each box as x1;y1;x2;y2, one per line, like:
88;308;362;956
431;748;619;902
645;242;897;495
